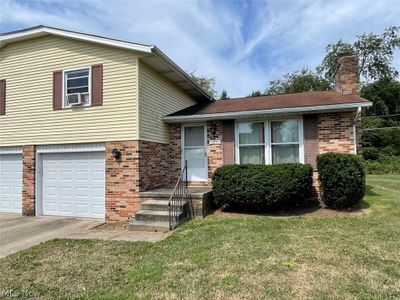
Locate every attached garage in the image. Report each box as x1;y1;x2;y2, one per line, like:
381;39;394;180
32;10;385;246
0;153;23;213
37;144;105;219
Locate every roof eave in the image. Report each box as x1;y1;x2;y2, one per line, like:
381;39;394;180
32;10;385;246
150;46;214;103
0;25;213;103
163;101;373;123
0;26;153;53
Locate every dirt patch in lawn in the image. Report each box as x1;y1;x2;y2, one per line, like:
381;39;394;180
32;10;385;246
91;222;129;231
209;204;371;219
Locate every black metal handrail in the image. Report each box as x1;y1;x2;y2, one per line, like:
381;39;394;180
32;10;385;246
168;160;188;230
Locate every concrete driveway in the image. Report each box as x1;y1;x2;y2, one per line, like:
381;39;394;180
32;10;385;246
0;213;167;258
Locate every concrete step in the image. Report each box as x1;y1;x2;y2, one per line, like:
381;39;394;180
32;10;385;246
128;220;170;232
135;210;186;223
141;200;187;211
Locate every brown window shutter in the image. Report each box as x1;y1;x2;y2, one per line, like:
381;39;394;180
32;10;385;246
303;114;319;169
223;120;235;164
53;71;63;110
91;64;103;106
0;79;5;115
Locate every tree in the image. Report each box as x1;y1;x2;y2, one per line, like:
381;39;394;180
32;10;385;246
361;79;400;116
361;80;400;160
266;67;332;95
247;90;264;97
189;71;217;99
319;26;400;81
219;89;230;100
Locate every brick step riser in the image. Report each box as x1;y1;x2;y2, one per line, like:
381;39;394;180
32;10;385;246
135;212;185;223
141;202;187;211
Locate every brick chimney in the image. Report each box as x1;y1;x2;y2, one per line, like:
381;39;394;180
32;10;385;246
334;55;360;95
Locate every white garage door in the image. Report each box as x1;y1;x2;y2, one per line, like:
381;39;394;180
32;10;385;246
0;154;23;213
42;152;105;219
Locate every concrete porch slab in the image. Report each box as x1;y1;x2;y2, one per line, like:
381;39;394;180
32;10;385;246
139;185;212;198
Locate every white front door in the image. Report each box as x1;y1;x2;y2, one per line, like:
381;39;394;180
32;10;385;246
0;154;22;213
41;152;105;219
183;125;208;182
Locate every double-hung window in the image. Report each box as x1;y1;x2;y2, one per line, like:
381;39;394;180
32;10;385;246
271;120;301;164
64;68;90;107
238;122;265;164
236;118;303;165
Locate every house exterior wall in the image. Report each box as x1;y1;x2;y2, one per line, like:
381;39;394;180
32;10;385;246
139;140;171;191
105;141;140;222
0;35;139;146
138;62;197;144
168;111;358;185
317;111;355;154
22;145;35;216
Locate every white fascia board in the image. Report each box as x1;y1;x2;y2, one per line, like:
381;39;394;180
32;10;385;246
0;27;152;53
163;102;373;123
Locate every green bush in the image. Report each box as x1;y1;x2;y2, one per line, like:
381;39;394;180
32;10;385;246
363;156;400;174
212;164;313;210
362;128;400;157
317;153;366;209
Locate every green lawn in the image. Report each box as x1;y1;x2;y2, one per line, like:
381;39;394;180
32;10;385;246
1;175;399;299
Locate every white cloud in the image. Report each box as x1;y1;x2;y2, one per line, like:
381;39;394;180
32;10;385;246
1;0;399;97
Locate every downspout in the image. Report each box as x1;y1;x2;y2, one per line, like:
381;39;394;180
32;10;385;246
353;107;362;154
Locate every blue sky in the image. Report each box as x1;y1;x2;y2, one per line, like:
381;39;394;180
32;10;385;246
1;0;399;97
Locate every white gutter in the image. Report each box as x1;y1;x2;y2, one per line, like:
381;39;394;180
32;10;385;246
353;107;362;154
163;101;372;123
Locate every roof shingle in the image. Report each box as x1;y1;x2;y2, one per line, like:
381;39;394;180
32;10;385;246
168;91;370;117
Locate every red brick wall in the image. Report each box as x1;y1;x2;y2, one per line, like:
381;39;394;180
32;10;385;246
169;124;182;182
335;56;360;95
22;145;35;216
105;141;140;222
317;111;355;154
139;140;170;191
207;121;224;180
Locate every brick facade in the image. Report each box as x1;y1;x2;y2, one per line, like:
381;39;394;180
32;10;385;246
22;145;35;216
335;56;360;95
105;141;140;222
207;121;224;180
318;111;355;154
106;139;189;222
14;111;360;222
139;140;170;191
169;124;182;183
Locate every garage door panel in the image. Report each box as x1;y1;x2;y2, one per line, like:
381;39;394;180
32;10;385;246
0;154;23;213
42;152;105;219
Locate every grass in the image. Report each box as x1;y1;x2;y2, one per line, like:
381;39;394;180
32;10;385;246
1;175;399;299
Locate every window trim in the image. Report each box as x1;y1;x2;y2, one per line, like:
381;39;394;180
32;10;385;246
235;117;304;165
62;66;92;108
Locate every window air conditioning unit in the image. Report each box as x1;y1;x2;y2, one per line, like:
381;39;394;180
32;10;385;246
67;93;84;106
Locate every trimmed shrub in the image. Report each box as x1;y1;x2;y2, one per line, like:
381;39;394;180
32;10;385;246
317;153;366;209
212;163;313;210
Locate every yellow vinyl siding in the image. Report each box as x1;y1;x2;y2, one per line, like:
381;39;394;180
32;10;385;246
138;62;196;143
0;35;139;146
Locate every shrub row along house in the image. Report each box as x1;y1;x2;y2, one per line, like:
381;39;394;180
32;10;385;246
0;26;372;229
